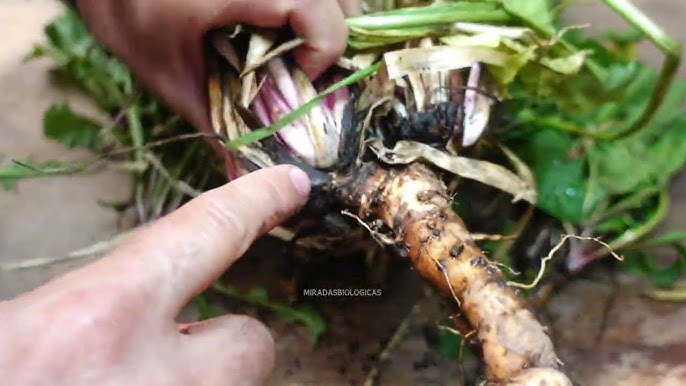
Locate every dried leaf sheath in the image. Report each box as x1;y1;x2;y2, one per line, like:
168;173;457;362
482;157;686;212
334;163;570;384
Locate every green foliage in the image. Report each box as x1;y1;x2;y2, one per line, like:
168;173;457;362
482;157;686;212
506;48;686;233
213;283;327;345
436;327;463;359
624;245;686;288
514;130;587;223
0;157;84;190
632;231;686;249
193;293;224;321
588;80;686;197
432;323;476;364
501;0;556;36
43;104;104;150
23;2;686;291
27;8;131;111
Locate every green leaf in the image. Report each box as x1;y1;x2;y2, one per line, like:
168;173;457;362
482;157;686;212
501;0;556;36
212;283;327;345
507;54;686;231
246;287;270;303
45;7;93;58
43;104;103;150
436;327;463;360
515;129;587;223
193;293;223;321
31;8;131;111
0;158;82;190
588;97;686;196
274;303;327;346
623;245;686;288
538;50;588;74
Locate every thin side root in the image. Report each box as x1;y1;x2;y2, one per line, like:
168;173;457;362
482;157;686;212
509;235;624;290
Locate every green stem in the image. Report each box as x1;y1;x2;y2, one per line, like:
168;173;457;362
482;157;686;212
518;110;614;140
601;0;682;140
346;5;511;30
604;0;680;55
593;186;660;222
1;160;87;180
593;189;669;257
126;102;146;218
126;105;145;163
152;142;199;217
626;231;686;250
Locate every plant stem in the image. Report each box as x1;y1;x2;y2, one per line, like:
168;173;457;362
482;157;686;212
605;0;680;55
589;189;669;259
346;7;511;30
593;186;660;222
126;103;147;221
126;105;145;164
602;0;682;140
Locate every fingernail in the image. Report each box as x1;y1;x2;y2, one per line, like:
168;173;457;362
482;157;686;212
289;167;311;196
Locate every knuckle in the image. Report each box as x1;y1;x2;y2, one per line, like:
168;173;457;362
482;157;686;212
202;193;249;241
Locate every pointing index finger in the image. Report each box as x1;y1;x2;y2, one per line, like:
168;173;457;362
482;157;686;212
105;166;310;316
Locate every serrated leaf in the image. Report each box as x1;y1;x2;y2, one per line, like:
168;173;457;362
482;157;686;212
33;8;130;110
43;104;103;150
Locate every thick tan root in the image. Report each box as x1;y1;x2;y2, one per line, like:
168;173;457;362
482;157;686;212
334;163;570;385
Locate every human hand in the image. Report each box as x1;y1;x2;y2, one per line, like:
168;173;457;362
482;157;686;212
74;0;361;132
0;166;311;386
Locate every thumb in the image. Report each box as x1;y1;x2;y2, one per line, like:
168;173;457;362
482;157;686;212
181;315;275;386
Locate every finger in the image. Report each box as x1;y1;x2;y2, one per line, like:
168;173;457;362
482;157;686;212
181;315;275;385
106;165;311;316
338;0;363;17
203;0;348;80
290;0;348;79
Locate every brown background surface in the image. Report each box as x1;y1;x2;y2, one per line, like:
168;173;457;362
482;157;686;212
2;1;686;384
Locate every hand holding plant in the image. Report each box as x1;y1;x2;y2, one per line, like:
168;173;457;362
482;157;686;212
74;0;360;131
